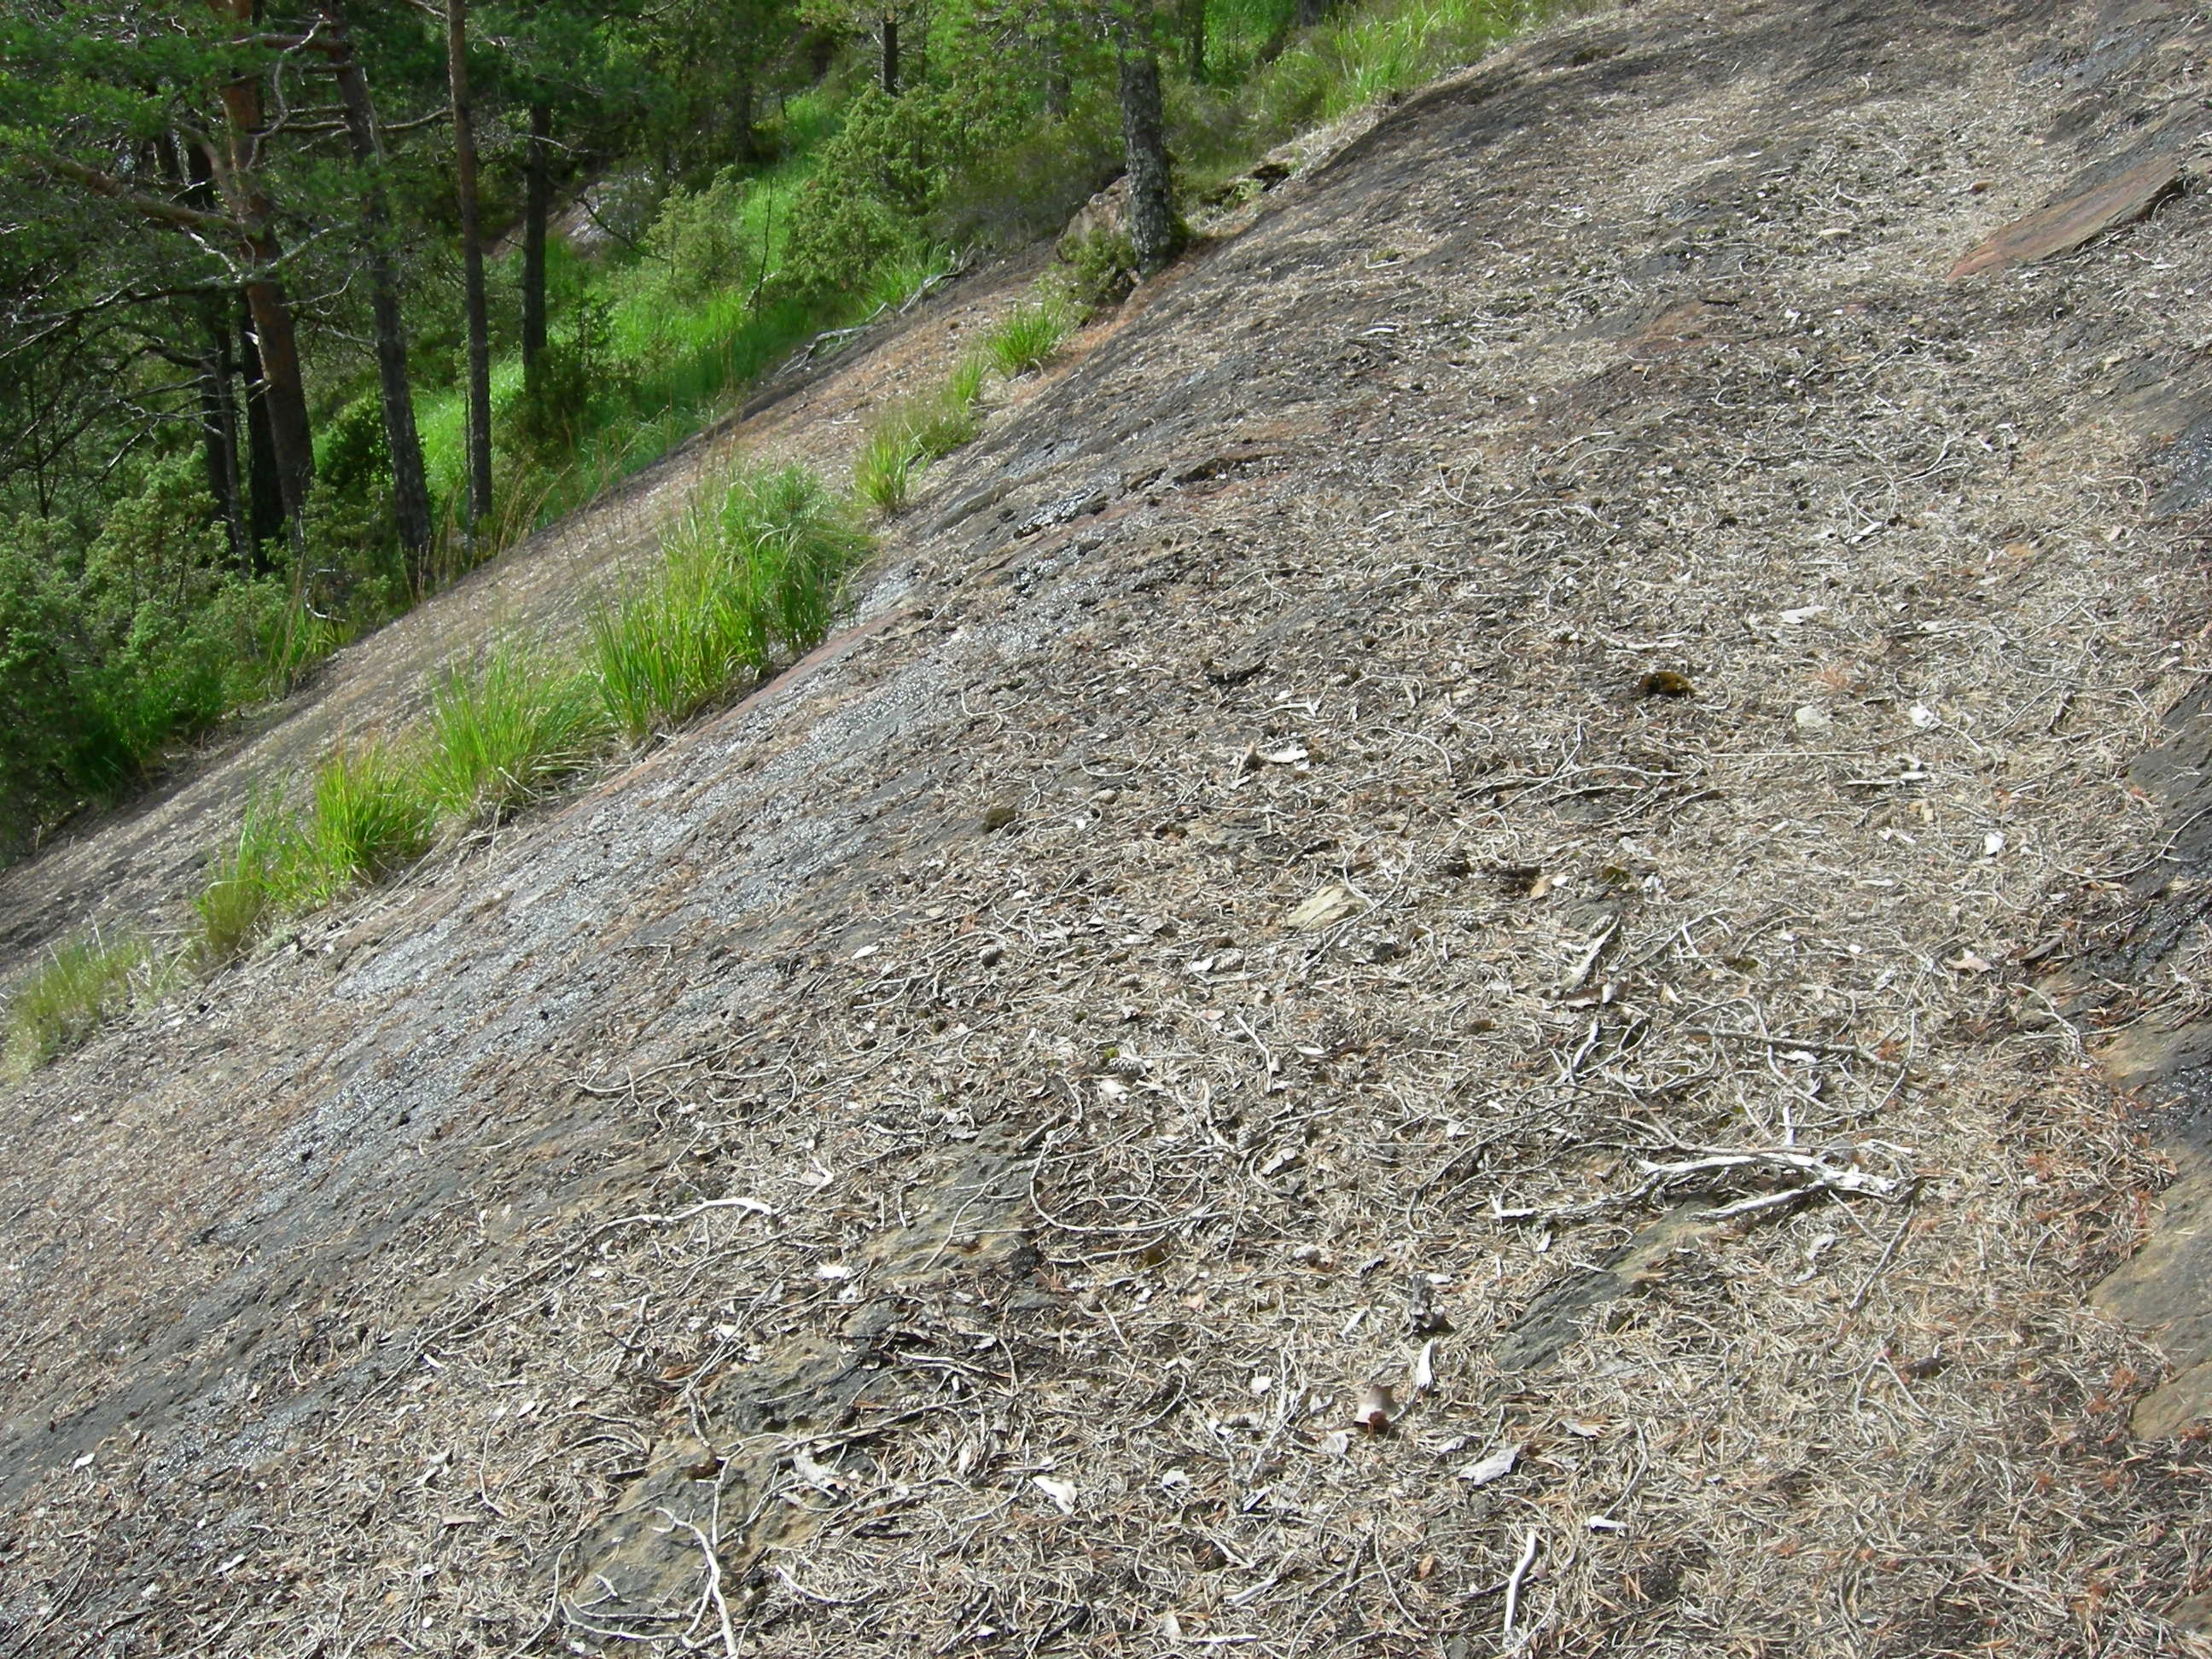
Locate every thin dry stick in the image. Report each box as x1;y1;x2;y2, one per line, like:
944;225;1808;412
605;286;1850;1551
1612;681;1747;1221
657;1508;738;1659
1502;1528;1540;1651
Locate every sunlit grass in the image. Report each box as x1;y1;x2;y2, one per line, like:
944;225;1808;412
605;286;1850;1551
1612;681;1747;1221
853;353;989;514
3;933;148;1076
984;294;1074;377
422;646;610;826
195;791;301;962
289;742;435;904
592;461;870;741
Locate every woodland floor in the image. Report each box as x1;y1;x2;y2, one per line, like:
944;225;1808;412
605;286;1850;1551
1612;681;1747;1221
9;0;2212;1654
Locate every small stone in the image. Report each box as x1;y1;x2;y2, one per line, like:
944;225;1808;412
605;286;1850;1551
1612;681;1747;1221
981;804;1017;831
1793;704;1832;732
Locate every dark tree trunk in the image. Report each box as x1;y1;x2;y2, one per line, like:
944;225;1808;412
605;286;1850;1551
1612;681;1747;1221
881;10;899;95
238;270;312;542
1119;41;1184;276
1295;0;1327;27
205;5;314;551
237;299;283;568
197;294;247;569
448;0;493;544
1184;0;1206;81
328;3;434;583
730;78;758;165
522;101;551;389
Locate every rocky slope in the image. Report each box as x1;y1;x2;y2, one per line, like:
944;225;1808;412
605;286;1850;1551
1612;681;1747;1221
9;0;2212;1653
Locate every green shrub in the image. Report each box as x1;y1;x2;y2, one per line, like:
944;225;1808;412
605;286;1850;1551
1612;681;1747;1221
0;519;91;853
780;87;999;298
292;742;434;900
984;295;1074;376
505;298;634;466
640;169;756;306
3;932;146;1074
781;168;914;300
422;646;608;826
195;791;300;962
1062;228;1139;312
930;91;1122;249
318;393;393;509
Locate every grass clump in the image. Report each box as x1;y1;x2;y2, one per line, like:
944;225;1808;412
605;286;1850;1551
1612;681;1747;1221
291;743;435;903
984;295;1075;377
864;243;958;313
853;422;921;515
708;463;873;655
422;647;609;827
3;932;147;1075
195;793;302;962
593;462;870;741
853;354;988;514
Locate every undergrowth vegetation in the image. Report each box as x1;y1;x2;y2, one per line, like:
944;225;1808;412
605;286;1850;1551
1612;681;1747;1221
423;649;608;826
0;0;1542;864
593;463;868;739
983;295;1075;378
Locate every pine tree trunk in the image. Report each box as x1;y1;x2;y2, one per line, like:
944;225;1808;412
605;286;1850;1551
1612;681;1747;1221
731;78;758;165
329;3;434;585
237;299;284;569
1119;41;1184;276
197;294;247;570
1295;0;1327;27
522;101;551;389
448;0;493;545
1185;0;1207;81
239;271;312;544
205;2;314;552
881;11;900;95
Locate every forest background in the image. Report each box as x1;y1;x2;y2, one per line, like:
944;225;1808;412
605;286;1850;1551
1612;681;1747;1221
0;0;1530;860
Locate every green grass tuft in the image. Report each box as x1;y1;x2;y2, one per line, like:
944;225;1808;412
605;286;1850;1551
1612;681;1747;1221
422;647;609;827
195;792;301;962
864;243;956;314
592;462;870;742
853;353;989;514
3;933;148;1075
853;422;918;515
984;296;1074;377
291;742;435;902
